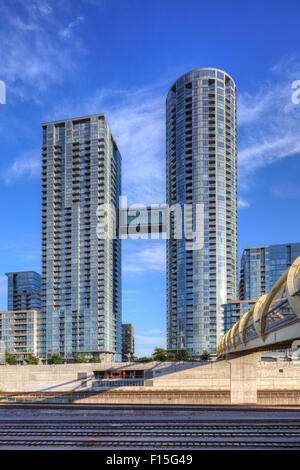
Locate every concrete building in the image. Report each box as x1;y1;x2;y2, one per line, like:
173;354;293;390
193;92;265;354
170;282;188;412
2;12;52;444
40;114;122;362
6;271;41;311
0;310;37;359
166;68;238;356
239;243;300;300
122;323;135;362
222;299;256;332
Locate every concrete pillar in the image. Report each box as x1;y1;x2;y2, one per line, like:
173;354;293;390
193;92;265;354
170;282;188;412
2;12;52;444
226;352;260;405
144;369;154;387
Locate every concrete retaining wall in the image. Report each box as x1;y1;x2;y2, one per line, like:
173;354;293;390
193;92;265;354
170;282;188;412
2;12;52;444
0;360;299;405
0;362;232;392
258;361;300;390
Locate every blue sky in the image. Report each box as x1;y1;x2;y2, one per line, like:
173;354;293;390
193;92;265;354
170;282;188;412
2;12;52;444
1;0;300;356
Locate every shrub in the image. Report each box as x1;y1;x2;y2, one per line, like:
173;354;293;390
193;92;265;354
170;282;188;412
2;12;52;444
200;350;211;361
25;355;39;365
89;357;101;363
152;348;168;361
72;355;87;363
5;353;17;365
175;348;190;361
48;354;63;364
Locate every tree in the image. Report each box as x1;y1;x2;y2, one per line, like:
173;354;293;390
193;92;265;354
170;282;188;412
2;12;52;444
25;355;39;365
153;347;168;361
200;350;211;362
134;356;151;363
175;348;190;361
72;355;87;363
48;354;63;364
89;357;101;363
5;353;17;365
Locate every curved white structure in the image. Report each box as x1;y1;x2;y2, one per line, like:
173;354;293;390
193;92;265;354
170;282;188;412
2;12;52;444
217;256;300;357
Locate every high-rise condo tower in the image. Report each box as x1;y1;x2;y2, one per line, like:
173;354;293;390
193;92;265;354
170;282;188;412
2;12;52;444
40;114;122;361
166;68;238;356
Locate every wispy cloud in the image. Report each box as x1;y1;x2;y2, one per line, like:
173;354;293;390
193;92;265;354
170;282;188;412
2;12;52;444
123;241;166;273
60;15;84;39
2;149;40;184
135;331;166;357
43;55;300;205
0;0;86;100
3;77;166;194
47;84;166;203
238;55;300;187
238;198;250;209
271;183;300;199
238;91;272;126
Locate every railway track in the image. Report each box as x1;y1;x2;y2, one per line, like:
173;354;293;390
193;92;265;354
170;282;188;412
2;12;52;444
0;420;299;449
0;405;300;449
0;430;300;438
1;418;300;425
0;438;299;449
0;402;300;411
1;423;300;433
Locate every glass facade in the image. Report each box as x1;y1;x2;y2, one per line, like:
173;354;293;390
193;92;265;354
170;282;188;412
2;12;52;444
166;68;238;356
6;271;41;311
222;300;256;332
122;323;135;362
40;114;122;361
239;244;300;301
0;310;37;358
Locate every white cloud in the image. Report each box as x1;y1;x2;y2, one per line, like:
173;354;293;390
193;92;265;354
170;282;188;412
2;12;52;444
0;0;85;100
44;56;300;206
238;91;272;126
147;329;164;335
60;16;84;39
42;56;300;206
2;149;40;184
238;56;300;186
238;198;250;209
271;183;300;199
109;92;166;204
122;241;166;273
3;80;167;193
135;332;166;357
137;245;166;271
47;84;166;203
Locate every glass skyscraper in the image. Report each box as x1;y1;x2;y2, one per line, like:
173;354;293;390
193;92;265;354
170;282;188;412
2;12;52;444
222;300;256;332
6;271;41;311
239;243;300;301
40;114;122;361
166;68;238;356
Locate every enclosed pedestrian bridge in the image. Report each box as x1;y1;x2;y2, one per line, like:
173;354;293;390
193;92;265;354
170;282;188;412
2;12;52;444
119;206;166;235
217;257;300;358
